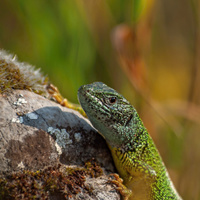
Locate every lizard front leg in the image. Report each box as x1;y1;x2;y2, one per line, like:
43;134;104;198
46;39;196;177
47;84;86;117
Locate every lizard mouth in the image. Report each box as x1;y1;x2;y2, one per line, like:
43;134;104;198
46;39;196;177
78;84;111;118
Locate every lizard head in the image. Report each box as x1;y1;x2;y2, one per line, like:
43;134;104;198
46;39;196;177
78;82;143;148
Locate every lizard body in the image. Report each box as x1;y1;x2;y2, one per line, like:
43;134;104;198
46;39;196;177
78;82;182;200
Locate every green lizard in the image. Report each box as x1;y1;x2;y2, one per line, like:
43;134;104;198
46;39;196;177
78;82;182;200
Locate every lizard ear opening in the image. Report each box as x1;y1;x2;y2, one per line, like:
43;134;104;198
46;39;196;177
125;114;133;126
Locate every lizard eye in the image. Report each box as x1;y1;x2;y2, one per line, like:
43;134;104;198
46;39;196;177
103;96;117;105
108;97;117;104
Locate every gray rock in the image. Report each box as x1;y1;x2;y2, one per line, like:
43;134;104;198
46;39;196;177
0;90;120;200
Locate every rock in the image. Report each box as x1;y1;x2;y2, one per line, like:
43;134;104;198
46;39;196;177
0;90;120;200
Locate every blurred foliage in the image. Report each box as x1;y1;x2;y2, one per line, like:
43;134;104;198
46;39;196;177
0;0;200;199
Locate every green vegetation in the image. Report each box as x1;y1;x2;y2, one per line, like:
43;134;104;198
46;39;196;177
0;1;199;199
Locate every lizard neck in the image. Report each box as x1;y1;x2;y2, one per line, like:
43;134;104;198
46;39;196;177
107;124;181;200
77;82;181;199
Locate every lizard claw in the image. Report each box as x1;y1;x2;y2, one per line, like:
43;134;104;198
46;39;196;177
107;173;132;200
47;84;86;117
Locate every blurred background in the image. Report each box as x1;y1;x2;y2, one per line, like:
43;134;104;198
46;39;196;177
0;0;200;199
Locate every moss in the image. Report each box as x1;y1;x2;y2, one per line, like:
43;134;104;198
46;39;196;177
0;50;48;96
0;50;86;116
0;160;103;200
84;158;103;178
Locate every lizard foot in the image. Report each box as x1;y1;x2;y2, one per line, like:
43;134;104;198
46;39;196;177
47;84;86;117
108;173;132;200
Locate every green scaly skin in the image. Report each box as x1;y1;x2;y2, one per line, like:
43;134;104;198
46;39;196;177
78;82;182;200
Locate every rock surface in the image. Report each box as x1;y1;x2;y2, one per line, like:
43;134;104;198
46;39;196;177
0;90;120;199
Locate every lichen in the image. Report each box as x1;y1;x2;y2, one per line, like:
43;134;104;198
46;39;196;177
13;94;27;106
74;132;82;142
11;116;23;124
26;112;39;120
48;127;73;148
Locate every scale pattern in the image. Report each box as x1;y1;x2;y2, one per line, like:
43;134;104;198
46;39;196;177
78;82;182;200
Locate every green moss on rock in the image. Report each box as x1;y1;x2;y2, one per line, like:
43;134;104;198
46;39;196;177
0;160;103;200
0;50;49;96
